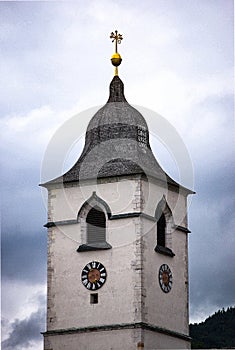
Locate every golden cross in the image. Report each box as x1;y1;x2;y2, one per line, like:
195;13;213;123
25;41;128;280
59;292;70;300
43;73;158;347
110;30;123;53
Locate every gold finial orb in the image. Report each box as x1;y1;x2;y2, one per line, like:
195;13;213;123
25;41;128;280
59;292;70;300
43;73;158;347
111;53;122;67
110;30;123;75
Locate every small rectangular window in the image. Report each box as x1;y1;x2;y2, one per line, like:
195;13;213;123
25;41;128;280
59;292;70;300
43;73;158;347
90;293;98;304
137;126;147;148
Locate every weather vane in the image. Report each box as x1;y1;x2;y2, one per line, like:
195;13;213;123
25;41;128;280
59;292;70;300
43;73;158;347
110;30;123;76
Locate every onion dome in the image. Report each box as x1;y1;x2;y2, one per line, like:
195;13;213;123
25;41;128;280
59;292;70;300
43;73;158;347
43;75;179;188
42;31;184;190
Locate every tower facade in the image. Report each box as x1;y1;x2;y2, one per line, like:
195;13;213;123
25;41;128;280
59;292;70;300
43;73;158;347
42;35;193;350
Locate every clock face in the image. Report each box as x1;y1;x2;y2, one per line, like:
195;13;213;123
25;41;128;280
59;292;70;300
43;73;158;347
81;261;107;290
159;264;172;293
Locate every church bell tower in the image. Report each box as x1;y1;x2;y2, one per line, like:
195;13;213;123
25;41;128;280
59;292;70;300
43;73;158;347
41;31;193;350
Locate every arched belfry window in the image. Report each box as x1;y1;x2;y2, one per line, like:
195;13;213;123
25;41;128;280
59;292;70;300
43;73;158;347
154;197;175;257
86;206;106;244
157;213;166;247
77;192;112;252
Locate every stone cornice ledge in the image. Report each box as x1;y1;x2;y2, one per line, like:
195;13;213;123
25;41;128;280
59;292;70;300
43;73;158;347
42;322;191;342
44;218;191;233
44;212;156;228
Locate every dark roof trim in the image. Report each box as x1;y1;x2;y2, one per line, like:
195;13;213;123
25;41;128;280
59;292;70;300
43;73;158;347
44;219;77;228
77;242;112;252
40;173;195;195
155;245;175;257
110;212;141;220
174;225;191;233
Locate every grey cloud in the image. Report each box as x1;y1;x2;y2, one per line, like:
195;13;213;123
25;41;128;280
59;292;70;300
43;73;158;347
1;302;45;350
189;159;235;320
1;231;47;283
1;154;47;236
195;165;235;202
0;1;93;117
2;186;46;236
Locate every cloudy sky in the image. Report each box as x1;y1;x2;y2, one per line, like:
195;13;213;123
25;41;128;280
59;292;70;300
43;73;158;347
1;1;234;349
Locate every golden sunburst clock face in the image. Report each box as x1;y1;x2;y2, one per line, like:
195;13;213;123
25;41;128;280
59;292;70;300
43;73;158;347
159;264;173;293
81;261;107;290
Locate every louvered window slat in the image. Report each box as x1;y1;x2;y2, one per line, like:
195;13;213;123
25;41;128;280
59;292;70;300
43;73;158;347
86;206;106;243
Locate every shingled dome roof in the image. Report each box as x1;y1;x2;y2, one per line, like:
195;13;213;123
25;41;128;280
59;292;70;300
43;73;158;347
87;76;148;130
42;76;182;189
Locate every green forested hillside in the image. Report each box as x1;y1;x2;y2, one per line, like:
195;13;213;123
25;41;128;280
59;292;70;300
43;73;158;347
190;307;235;348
